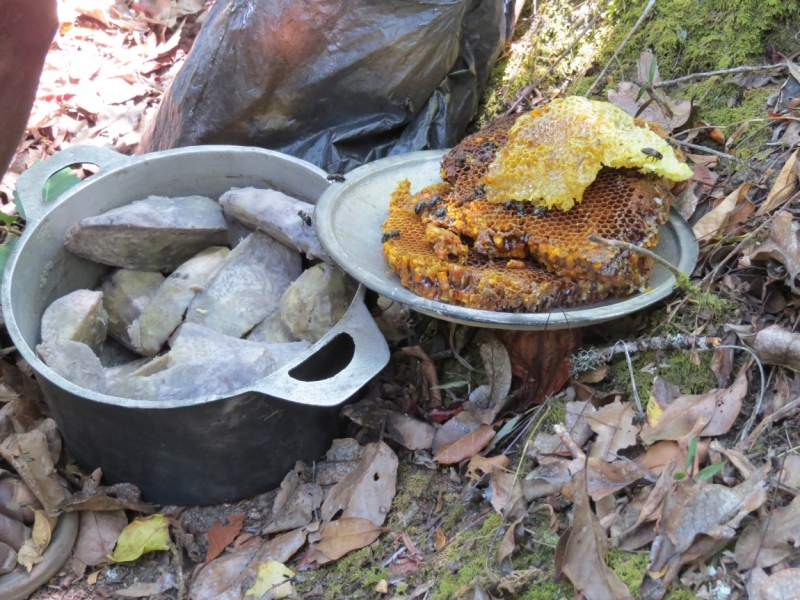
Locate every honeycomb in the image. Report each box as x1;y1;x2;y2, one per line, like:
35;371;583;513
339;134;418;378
429;168;670;289
381;100;684;313
382;180;611;312
484;97;693;210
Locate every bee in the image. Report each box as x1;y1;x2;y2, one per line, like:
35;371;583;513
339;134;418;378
381;230;400;243
455;155;466;165
428;195;442;208
504;201;514;210
297;210;313;227
434;207;447;218
532;206;546;217
481;141;497;152
414;201;426;214
475;184;486;198
327;172;346;182
641;148;663;162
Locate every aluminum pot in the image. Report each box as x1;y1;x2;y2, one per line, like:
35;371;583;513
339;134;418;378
3;145;390;505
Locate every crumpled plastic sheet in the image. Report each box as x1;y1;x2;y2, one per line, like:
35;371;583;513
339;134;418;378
139;0;522;174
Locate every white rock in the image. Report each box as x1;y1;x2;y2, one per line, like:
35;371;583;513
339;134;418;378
246;311;297;344
40;289;107;354
101;269;165;352
36;341;106;393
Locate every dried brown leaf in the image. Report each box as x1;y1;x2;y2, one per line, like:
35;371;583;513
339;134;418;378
342;399;435;451
497;517;523;563
735;495;800;570
205;513;245;563
468;335;512;415
587;400;640;461
562;467;634;600
778;454;800;489
72;510;127;567
321;441;397;526
640;367;747;444
0;431;68;516
529;400;596;460
466;454;509;482
431;410;481;455
17;509;57;571
190;528;307;600
402;346;442;408
747;212;800;293
490;468;524;517
312;518;386;564
693;184;751;240
607;80;691;132
497;329;581;412
583;458;657;501
59;483;152;513
750;567;800;600
264;483;323;535
757;149;798;215
433;424;495;465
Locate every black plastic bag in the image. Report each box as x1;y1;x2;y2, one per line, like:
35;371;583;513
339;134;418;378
139;0;518;174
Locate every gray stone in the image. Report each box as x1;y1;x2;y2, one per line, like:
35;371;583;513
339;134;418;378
101;269;165;352
40;289;107;354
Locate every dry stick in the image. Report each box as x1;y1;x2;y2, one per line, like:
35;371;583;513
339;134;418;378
588;234;682;278
584;0;657;96
671;139;745;164
612;340;644;421
654;63;787;88
588;334;721;364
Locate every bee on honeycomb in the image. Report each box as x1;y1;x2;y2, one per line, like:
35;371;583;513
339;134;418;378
382;98;691;312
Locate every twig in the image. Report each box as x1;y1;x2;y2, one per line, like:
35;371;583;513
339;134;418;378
554;424;585;460
584;0;657;96
588;234;683;278
525;0;612;93
654;63;787;88
613;340;644;420
572;334;721;371
170;541;186;600
671;139;745;164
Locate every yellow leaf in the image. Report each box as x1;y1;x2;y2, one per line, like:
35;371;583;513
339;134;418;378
692;183;751;240
757;149;799;216
244;560;295;599
110;514;170;562
17;509;57;571
646;394;664;428
375;579;389;594
88;571;100;585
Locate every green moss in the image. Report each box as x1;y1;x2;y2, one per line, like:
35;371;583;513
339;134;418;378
606;346;717;396
608;551;649;596
596;0;799;79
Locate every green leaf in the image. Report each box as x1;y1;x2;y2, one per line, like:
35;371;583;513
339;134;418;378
42;167;82;203
648;55;658;84
686;437;698;470
0;212;17;226
110;514;170;562
635;84;648;102
673;471;687;481
694;461;726;482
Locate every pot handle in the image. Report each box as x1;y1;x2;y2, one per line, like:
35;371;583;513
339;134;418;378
14;146;130;225
253;288;390;407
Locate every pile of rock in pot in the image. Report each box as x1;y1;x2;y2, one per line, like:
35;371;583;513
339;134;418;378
36;188;355;401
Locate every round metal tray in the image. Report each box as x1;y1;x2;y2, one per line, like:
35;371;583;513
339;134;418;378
315;150;699;330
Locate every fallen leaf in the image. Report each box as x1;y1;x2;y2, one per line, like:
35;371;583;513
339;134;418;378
735;495;800;569
402;346;442;408
342;399;435;451
190;528;307;600
581;458;657;501
320;441;397;526
264;483;322;535
375;579;389;594
244;561;295;600
111;514;170;562
561;467;634;600
433;424;495;465
72;510;127;567
672;180;699;220
311;518;386;564
578;365;607;384
116;574;176;597
0;431;68;516
778;454;800;489
529;401;596;460
490;468;524;517
692;184;751;240
641;464;770;599
205;513;245;563
750;324;800;372
434;528;446;551
497;329;581;412
272;462;305;515
17;509;57;571
750;568;800;600
497;517;523;563
747;212;800;293
610;486;657;551
707;127;725;145
637;441;708;475
431;410;482;455
466;454;510;482
607;81;691;132
523;459;571;501
387;554;421;580
640;367;747;444
757;149;798;215
315;440;364;486
588;400;640;461
59;483;152;513
468;335;512;415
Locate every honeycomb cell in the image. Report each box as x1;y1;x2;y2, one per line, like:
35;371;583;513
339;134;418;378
484;97;693;210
